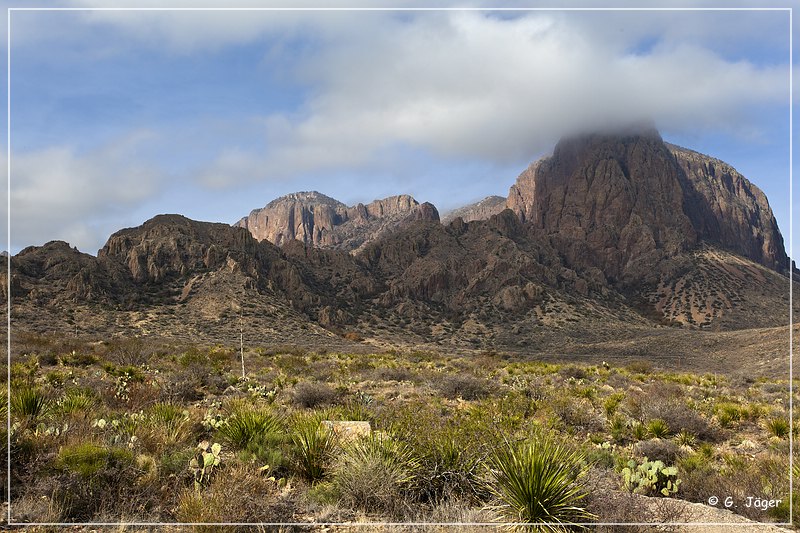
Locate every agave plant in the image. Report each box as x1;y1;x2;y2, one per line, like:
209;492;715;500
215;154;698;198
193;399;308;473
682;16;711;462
487;435;595;531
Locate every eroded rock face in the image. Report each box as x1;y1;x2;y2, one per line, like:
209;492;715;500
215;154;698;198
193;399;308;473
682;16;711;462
508;128;696;284
507;127;789;281
669;144;789;273
236;191;439;252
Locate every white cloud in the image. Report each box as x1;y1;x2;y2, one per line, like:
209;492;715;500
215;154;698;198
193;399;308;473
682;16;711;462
5;131;163;253
194;10;788;187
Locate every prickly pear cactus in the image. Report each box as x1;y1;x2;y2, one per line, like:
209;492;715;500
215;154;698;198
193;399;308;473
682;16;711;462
189;440;222;490
622;457;681;496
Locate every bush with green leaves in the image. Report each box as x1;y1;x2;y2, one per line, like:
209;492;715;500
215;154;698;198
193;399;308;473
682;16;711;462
765;417;790;439
290;414;337;482
333;433;420;515
57;388;96;416
487;435;595;530
622;458;681;496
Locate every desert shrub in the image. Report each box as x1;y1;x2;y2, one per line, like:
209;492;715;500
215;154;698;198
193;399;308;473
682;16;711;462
603;392;625;417
550;397;604;433
435;374;494;401
675;430;696;448
631;422;647;441
333;433;420;516
53;442;141;520
625;360;653;374
60;351;98;367
765;417;790;438
290;414;338;482
140;402;194;449
558;365;588;380
11;385;50;420
487;435;595;529
175;464;293;524
375;366;416;383
292;381;339;408
641;400;716;441
634;439;681;464
217;407;283;449
610;415;629;442
413;428;486;505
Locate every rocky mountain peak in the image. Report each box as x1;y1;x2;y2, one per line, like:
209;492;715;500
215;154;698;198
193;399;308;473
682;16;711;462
236;192;439;252
507;128;789;282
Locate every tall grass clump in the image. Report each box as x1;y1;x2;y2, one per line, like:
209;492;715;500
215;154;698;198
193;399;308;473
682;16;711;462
217;407;283;449
145;402;193;445
333;433;420;516
487;435;595;530
291;414;337;482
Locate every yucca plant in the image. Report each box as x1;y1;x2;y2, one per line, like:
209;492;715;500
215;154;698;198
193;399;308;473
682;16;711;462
291;414;337;482
675;429;696;448
646;419;670;439
11;385;50;420
218;407;283;449
487;435;595;531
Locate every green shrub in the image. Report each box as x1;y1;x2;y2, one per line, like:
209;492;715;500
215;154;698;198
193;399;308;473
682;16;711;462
145;402;193;445
57;388;96;416
56;443;134;479
487;435;595;529
603;393;625;417
291;414;337;482
622;458;681;496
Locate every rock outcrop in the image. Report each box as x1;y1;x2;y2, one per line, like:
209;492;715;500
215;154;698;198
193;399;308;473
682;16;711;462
507;127;789;282
236;191;439;253
669;144;788;273
441;195;507;224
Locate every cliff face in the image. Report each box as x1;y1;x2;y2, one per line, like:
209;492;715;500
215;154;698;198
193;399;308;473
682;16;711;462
668;144;788;273
508;129;696;284
236;191;439;252
507;128;789;281
441;195;507;224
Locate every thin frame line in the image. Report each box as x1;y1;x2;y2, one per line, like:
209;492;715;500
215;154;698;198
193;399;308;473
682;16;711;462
4;4;795;528
5;6;795;11
5;7;10;527
789;6;794;526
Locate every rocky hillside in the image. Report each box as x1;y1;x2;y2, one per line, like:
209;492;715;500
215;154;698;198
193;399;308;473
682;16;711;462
235;191;439;253
440;195;506;224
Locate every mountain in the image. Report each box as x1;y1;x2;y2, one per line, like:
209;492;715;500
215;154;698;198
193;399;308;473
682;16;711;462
3;127;796;374
440;195;507;224
235;191;439;253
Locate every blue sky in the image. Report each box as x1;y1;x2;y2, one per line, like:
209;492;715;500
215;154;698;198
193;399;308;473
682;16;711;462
0;1;797;264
